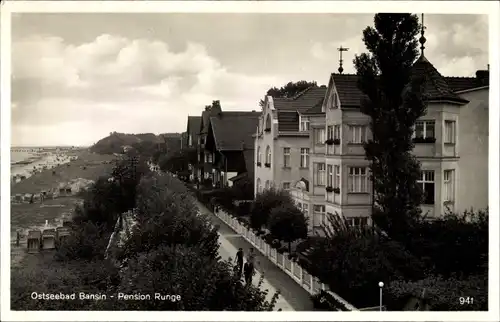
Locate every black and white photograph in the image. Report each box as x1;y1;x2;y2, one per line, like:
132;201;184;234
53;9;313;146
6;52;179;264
1;1;498;321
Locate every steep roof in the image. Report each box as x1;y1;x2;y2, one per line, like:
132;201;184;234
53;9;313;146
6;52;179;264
411;55;468;104
331;56;486;108
186;116;201;139
210;111;260;151
272;86;327;131
303;97;325;115
273;86;327;111
201;103;223;135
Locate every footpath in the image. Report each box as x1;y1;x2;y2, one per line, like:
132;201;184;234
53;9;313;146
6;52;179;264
197;202;314;311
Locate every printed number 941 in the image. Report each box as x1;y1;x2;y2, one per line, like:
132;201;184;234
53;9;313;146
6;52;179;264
459;297;474;305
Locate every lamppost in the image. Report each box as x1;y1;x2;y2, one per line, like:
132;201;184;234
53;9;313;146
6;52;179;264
378;281;384;311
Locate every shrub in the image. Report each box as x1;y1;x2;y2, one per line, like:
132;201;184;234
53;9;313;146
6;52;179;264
268;203;308;253
306;213;426;308
403;209;488;277
249;187;295;230
385;273;487;311
311;290;350;311
55;221;110;261
11;259;118;310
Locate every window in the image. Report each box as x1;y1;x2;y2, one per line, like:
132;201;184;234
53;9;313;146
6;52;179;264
443;170;455;202
283;147;291;167
256;178;261;193
348;125;367;143
414;121;435;139
265;180;270;190
327;165;333;187
300;148;310;168
282;182;291;190
327;125;341;139
300;116;310;132
444;121;456;144
334;165;341;188
346;217;368;228
314;205;326;226
265;145;271;164
314;163;326;186
348;167;369;193
188;135;193;146
327;125;334;139
257;146;261;163
417;170;435;205
265;114;272;130
334;125;341;139
314;128;326;144
332;92;338;108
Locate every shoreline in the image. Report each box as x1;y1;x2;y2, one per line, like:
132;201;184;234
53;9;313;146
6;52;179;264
11;153;74;183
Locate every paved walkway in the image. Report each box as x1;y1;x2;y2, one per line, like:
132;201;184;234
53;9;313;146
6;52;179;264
197;202;314;311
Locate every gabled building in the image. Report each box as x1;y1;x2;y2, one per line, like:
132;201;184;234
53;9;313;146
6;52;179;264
185;115;202;180
254;85;327;221
312;55;489;231
197;101;222;182
204;111;260;188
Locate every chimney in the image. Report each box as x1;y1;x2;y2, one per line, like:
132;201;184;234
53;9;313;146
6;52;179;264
475;70;489;86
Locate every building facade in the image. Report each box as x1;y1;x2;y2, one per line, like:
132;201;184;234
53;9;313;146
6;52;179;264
254;86;327;232
288;56;489;233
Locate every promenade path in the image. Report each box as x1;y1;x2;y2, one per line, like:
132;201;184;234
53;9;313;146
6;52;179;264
197;202;314;311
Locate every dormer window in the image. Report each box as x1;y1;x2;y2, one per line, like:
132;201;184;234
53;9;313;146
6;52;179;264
265;114;272;132
331;92;338;109
300;116;310;132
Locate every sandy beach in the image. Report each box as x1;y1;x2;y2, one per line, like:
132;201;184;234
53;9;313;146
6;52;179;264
10;151;117;267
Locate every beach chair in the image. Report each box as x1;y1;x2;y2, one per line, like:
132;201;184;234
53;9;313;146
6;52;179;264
27;230;42;253
42;229;56;250
56;227;71;246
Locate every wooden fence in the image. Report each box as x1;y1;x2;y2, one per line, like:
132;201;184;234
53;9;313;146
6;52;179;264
215;209;358;311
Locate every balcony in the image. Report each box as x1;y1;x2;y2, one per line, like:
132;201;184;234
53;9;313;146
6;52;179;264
326;141;340;155
412;137;437;157
325;188;341;204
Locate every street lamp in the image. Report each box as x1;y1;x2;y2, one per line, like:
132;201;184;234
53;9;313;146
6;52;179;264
378;281;384;311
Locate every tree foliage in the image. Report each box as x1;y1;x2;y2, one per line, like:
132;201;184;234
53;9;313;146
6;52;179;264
116;245;277;311
353;13;426;238
120;172;220;260
259;80;318;107
268;203;308;253
158;148;197;175
405;209;488;277
385;274;487;311
306;213;426;308
250;188;296;230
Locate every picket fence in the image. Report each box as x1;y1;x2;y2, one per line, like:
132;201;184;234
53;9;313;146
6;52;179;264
216;209;358;311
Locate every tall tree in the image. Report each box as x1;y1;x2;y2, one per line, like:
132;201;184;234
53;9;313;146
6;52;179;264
353;14;427;239
259;80;318;107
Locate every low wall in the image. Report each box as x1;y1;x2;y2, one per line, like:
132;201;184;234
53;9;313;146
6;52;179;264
215;209;358;311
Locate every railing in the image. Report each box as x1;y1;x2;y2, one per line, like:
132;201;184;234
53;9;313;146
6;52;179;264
215;209;358;311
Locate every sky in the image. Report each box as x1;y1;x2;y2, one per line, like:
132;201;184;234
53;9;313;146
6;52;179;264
11;13;489;147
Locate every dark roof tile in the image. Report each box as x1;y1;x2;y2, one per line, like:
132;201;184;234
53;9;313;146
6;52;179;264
210;112;260;151
273;86;326;131
332;56;478;108
186;116;201;139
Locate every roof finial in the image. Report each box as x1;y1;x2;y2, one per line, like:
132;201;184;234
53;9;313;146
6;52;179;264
419;13;427;56
337;46;349;74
